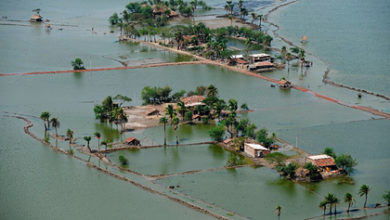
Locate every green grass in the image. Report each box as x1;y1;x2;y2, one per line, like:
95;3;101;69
264;152;289;163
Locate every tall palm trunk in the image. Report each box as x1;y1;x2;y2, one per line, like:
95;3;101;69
54;127;58;137
334;204;336;215
347;202;351;212
323;206;326;215
46;120;50;130
86;141;91;152
163;122;167;146
364;194;367;208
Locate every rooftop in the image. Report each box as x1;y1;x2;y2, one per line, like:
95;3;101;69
252;61;274;67
308;154;336;167
249;53;270;58
180;95;205;105
245;143;268;151
125;137;140;143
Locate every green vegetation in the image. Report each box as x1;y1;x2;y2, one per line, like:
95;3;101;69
66;129;73;150
83;136;92;152
276;163;297;179
93;96;127;124
71;58;85;70
303;162;321;181
160;117;168;145
50;117;60;137
359;184;370;208
264;152;288;164
323;147;336;158
383;191;390;206
335;154;357;174
40;111;50;130
209;125;225;142
119;155;129;166
141;86;173;105
344;192;354;213
324;193;339;215
226;152;245;167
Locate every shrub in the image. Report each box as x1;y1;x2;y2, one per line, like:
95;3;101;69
119;155;129;166
209;125;225;142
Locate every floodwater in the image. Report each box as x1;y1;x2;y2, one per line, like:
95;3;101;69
1;0;389;219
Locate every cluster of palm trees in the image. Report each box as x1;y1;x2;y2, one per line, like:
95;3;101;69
40;112;60;137
40;112;109;155
319;184;370;216
224;1;263;29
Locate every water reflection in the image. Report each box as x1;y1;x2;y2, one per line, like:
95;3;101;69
94;122;120;143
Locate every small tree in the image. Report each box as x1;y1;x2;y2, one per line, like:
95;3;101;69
40;112;50;130
359;184;370;208
344;192;354;213
50;117;60;137
323;147;336;158
71;58;85;70
383;191;390;206
66;129;73;151
160;117;168;146
319;200;327;216
84;136;92;152
209;125;225;142
184;111;193;121
335;154;357;174
119;155;129;166
275;205;281;219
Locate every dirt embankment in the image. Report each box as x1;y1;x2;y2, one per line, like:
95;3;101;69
5;113;241;220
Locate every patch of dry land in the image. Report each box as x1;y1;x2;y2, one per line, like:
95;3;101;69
122;103;174;130
195;16;252;29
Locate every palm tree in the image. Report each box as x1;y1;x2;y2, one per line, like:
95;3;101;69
94;132;101;151
66;129;73;149
83;136;92;152
165;104;175;123
257;14;263;30
285;52;292;72
206;84;218;97
333;196;339;215
319;200;327;216
40;112;50;130
50;118;60;137
177;101;186;118
359;184;370;208
224;1;234;16
240;8;248;20
160;117;168;146
275;205;281;219
228;99;238;112
228;15;233;26
344;192;354;213
172;117;180;145
325;193;336;214
250;13;257;24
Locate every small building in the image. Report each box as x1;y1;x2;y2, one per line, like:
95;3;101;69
248;61;275;72
249;53;273;63
244;143;270;158
125;137;141;146
30;14;43;22
279;79;292;89
307;154;336;172
180;95;206;107
147;109;160;116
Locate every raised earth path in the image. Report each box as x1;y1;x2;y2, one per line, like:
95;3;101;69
1;39;389;119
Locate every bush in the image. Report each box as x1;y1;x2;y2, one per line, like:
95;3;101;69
226;152;245;167
119;155;129;166
209;125;225;142
335;154;357;174
184;111;193;121
277;163;297;178
265;152;288;163
304;162;321;180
